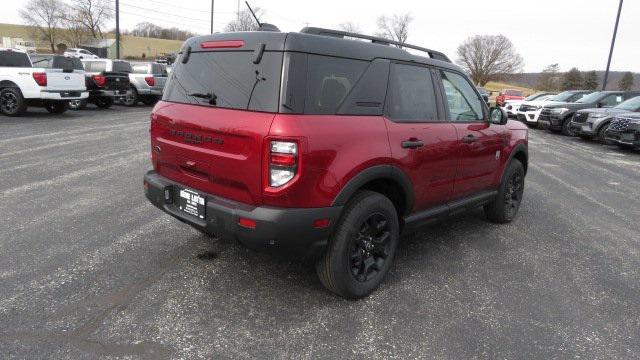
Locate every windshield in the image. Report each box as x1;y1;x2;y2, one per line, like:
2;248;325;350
113;61;132;73
51;56;84;70
525;93;549;101
550;91;580;102
0;51;31;67
576;92;605;103
615;96;640;111
163;50;283;112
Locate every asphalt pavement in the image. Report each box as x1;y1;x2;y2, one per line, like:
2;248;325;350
1;106;639;359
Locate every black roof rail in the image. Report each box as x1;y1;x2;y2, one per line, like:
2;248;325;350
300;27;451;63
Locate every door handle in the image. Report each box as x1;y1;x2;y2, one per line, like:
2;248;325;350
462;134;477;144
401;139;425;149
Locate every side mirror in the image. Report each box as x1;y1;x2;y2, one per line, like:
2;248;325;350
489;107;509;125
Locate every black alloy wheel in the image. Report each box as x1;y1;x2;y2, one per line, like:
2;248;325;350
350;213;391;282
503;171;524;220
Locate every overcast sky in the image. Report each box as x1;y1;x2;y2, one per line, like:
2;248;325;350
2;0;639;72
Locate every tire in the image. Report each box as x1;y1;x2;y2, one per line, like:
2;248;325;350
0;87;27;116
122;87;138;107
597;123;613;145
141;96;158;106
561;118;574;136
316;190;400;299
94;97;114;109
68;99;88;110
484;159;525;224
44;102;68;114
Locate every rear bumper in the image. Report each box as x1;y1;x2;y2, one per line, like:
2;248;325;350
90;89;130;98
39;90;89;100
136;88;163;96
143;171;342;260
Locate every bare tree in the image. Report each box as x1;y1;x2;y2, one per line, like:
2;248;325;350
60;6;90;48
72;0;113;39
224;8;263;32
339;22;361;34
19;0;65;53
375;13;412;47
456;35;524;86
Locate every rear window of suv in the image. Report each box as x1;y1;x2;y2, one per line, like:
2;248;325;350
0;51;31;67
163;50;283;112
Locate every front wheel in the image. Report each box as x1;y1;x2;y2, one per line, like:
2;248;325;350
0;87;27;116
141;96;158;106
561;118;575;136
316;190;399;299
44;101;68;114
484;159;525;223
597;123;613;145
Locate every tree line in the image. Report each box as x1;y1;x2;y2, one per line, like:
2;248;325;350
536;64;635;92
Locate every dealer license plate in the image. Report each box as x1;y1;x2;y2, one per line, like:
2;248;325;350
179;188;205;219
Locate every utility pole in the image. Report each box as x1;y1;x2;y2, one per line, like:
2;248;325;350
237;0;240;21
602;0;623;90
210;0;214;34
115;0;120;59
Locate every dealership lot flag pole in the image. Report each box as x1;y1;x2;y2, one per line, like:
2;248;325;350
211;0;214;34
115;0;120;59
602;0;623;91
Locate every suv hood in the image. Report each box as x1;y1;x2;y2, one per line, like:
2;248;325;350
544;102;592;110
575;107;627;116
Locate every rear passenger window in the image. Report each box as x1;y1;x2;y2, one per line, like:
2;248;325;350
85;61;106;73
385;63;438;121
305;55;367;115
601;94;623;106
440;70;484;121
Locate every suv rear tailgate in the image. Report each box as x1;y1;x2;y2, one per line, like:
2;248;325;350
151;102;275;205
103;71;130;92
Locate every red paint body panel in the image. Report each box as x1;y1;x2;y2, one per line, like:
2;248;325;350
263;114;391;208
384;119;458;211
150;101;275;205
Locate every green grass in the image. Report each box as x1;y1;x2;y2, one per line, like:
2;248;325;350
0;23;182;58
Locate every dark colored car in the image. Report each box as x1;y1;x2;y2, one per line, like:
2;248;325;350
143;28;528;299
570;96;640;143
538;91;640;135
605;113;640;150
71;59;132;109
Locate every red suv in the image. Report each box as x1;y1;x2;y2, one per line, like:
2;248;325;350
496;89;525;107
144;28;529;299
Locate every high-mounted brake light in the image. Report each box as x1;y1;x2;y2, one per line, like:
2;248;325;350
92;74;106;87
32;72;47;86
200;40;245;49
144;76;155;86
269;141;298;187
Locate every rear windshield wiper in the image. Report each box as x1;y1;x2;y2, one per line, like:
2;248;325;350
188;92;217;105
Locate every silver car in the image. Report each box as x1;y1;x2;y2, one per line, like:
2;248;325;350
122;62;168;106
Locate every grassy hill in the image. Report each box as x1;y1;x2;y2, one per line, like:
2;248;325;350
0;23;182;58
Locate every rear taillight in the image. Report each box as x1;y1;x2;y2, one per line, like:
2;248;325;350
92;75;106;87
32;72;47;86
144;76;155;86
269;141;298;187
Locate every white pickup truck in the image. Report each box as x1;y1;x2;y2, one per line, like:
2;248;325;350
0;48;88;116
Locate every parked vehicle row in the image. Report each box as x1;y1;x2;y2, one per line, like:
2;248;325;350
0;48;168;116
510;87;640;151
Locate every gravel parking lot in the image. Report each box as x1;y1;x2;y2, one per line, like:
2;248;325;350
1;107;639;359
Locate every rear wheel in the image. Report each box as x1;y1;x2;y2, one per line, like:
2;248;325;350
94;97;114;109
44;101;68;114
0;87;27;116
316;190;399;299
141;96;158;106
484;159;525;223
122;87;138;107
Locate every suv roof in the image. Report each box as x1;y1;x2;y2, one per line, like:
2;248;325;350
181;28;459;72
